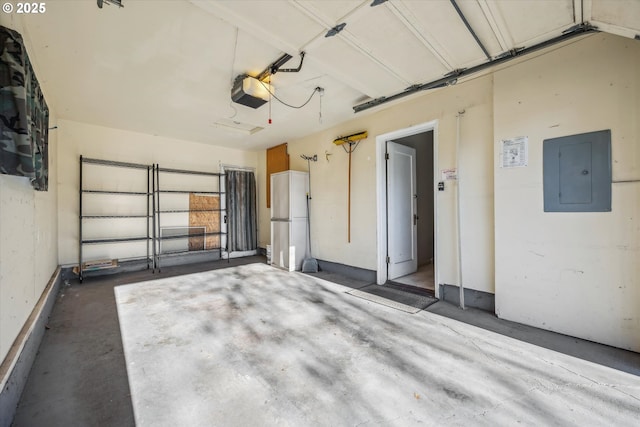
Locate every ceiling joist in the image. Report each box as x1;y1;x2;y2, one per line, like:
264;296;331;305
386;1;455;71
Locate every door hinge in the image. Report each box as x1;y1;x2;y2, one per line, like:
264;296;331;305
386;256;390;264
385;153;389;160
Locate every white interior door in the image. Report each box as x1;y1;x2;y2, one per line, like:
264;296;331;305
387;141;417;280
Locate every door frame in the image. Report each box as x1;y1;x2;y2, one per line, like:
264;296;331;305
376;120;439;295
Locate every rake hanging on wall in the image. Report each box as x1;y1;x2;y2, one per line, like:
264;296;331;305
333;131;368;243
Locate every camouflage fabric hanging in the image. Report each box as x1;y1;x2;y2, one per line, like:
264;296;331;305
0;25;49;191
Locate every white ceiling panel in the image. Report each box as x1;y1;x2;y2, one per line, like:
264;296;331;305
309;36;409;97
590;0;640;36
345;5;449;84
194;0;324;53
454;0;508;56
396;0;490;69
13;0;640;150
489;0;576;47
295;0;366;23
591;0;640;30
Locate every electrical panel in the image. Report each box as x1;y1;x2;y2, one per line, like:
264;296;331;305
543;130;611;212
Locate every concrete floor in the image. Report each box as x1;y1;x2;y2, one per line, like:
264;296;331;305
12;257;640;426
12;256;264;427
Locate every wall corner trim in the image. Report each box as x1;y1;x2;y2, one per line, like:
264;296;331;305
0;267;62;427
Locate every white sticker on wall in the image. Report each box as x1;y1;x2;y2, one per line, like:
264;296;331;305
441;168;457;180
501;136;528;168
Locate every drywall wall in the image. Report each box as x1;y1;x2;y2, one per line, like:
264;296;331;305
57;119;258;265
0;16;59;364
494;33;640;351
258;74;495;293
1;176;36;362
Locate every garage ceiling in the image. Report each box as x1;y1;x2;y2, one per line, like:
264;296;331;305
17;0;640;150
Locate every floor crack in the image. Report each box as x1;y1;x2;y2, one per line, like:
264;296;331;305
542;358;640;403
439;321;504;366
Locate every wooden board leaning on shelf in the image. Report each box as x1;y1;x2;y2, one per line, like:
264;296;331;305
72;259;118;275
188;194;220;250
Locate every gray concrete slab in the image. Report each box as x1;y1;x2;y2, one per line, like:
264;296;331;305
426;303;640;376
0;268;60;427
11;273;135;427
115;263;640;426
303;270;371;289
11;256;265;427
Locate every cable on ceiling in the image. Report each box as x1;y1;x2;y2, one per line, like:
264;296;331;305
227;27;240;119
318;87;324;124
259;81;324;109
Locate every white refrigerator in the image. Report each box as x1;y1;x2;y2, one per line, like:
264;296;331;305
270;170;309;271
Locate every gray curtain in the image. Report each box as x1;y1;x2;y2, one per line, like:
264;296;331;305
0;26;49;191
225;170;257;252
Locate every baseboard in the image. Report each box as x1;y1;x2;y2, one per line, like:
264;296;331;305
223;249;258;259
439;284;495;313
61;251;229;281
0;267;62;427
316;259;377;283
61;257;155;281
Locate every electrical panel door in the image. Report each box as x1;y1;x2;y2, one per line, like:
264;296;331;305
543;130;611;212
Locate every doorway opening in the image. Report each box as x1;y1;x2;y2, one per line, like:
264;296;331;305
376;121;438;296
220;165;259;260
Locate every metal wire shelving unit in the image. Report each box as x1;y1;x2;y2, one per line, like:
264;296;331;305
78;156;154;282
154;165;227;271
